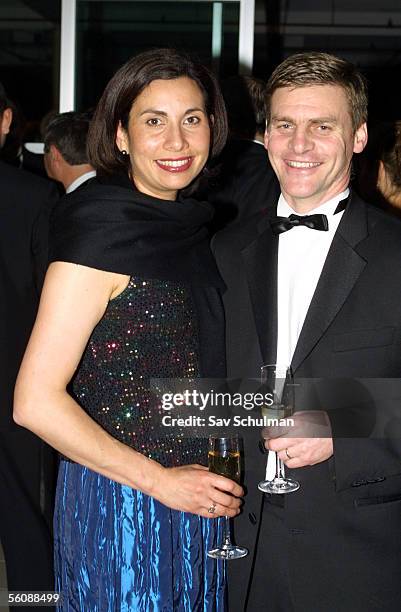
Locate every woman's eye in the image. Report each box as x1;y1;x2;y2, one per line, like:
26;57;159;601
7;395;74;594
185;116;200;125
146;118;162;126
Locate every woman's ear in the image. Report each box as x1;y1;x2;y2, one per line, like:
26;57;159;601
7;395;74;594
115;121;129;154
377;160;389;194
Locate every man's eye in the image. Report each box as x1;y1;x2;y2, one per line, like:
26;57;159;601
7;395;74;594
318;125;331;131
278;123;291;129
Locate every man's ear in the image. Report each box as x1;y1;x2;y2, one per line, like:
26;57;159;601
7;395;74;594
49;144;62;163
116;121;129;154
0;107;12;137
353;122;368;154
264;127;270;151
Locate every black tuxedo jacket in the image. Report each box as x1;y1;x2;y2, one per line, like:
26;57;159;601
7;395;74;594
213;191;401;611
0;161;58;430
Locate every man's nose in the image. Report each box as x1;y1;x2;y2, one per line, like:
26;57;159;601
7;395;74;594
288;127;314;155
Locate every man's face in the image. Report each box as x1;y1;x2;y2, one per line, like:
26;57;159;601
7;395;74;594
264;84;367;213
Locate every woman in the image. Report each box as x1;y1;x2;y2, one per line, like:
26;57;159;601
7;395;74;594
374;120;401;215
355;120;401;217
14;49;242;611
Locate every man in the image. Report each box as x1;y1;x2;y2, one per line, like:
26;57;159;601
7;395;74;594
214;53;401;611
43;111;96;193
0;81;57;603
205;76;276;232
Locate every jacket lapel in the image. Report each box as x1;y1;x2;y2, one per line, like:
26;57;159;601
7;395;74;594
241;213;278;365
291;193;368;372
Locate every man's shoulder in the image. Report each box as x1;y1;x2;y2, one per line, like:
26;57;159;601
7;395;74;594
366;200;401;228
363;196;401;246
345;193;401;268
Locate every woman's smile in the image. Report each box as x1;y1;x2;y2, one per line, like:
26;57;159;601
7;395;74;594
155;156;194;172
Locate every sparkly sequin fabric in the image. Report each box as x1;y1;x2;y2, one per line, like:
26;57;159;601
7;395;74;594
71;276;208;467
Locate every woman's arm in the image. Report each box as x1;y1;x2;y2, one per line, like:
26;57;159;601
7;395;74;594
14;262;242;517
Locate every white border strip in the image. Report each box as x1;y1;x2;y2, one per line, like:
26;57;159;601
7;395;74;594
60;0;77;111
239;0;254;74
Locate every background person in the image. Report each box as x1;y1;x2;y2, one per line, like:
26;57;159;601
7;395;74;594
14;49;243;611
0;80;58;608
203;75;277;233
43;111;96;193
355;119;401;217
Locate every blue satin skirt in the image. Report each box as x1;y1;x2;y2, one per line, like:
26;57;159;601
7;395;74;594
54;460;226;611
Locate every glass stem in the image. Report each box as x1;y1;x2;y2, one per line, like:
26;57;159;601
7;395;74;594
276;452;285;480
223;516;232;548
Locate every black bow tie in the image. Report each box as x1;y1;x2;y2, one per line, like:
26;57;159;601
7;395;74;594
270;197;348;235
270;213;329;235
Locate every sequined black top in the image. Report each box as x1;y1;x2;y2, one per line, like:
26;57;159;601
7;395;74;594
72;276;210;466
50;177;226;467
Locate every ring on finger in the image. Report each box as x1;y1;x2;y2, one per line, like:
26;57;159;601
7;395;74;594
208;503;217;514
285;448;293;460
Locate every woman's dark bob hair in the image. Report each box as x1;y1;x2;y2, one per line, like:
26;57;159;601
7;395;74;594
88;48;228;188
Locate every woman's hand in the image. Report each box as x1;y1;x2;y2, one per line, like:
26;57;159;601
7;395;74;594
151;464;243;518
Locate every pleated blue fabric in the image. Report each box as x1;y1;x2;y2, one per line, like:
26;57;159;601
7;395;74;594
54;460;226;611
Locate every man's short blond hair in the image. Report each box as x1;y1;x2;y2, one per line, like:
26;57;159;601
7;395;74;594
265;52;368;132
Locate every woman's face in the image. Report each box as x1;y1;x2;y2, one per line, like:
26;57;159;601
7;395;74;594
116;76;211;200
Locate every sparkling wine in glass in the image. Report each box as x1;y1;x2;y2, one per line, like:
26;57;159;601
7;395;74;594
207;435;248;560
258;365;300;494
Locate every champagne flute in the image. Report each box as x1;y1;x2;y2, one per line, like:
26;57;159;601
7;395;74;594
258;365;300;494
207;434;248;560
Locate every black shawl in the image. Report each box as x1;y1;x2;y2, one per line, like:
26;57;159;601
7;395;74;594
50;174;224;289
49;174;226;378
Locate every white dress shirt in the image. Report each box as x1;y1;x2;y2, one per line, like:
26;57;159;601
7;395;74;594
66;170;96;194
275;189;349;367
265;189;348;480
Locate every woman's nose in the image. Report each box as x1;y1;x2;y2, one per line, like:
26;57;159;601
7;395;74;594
164;123;188;151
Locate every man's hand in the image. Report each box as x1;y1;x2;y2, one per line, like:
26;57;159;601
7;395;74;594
263;411;333;468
